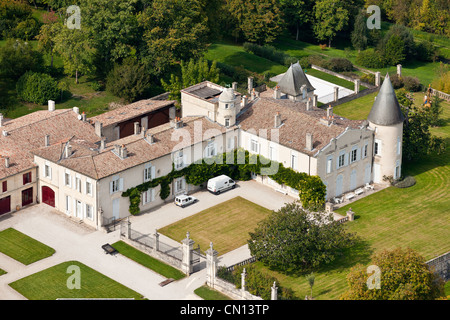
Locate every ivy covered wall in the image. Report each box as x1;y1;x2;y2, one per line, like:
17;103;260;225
122;148;326;215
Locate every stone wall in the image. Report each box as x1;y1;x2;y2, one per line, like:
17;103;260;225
431;88;450;102
426;251;450;281
311;64;376;89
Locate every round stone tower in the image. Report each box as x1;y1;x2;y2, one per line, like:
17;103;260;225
217;87;238;127
367;74;405;184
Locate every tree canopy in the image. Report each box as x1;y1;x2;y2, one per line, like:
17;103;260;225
248;202;358;273
341;247;445;300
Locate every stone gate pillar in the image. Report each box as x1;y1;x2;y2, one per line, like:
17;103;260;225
271;281;278;300
375;72;381;87
354;79;361;94
205;242;218;288
334;87;339;102
182;231;195;275
154;229;160;251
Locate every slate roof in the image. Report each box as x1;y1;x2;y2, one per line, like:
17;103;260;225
238;88;364;156
367;74;405;126
277;62;315;97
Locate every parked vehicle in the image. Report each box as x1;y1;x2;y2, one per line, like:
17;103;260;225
207;175;236;194
174;195;198;208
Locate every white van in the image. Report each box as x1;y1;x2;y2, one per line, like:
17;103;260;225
207;175;236;195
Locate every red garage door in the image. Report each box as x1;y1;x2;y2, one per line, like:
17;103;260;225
42;186;55;207
0;196;11;216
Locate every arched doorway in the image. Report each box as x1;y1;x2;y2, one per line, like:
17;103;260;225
42;186;55;207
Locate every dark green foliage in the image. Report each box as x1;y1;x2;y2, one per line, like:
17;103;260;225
327;58;353;72
243;42;296;67
402;76;421;92
351;10;368;52
122;149;326;215
106;58;151;103
0;39;44;79
16;71;59;104
356;49;385;69
393;176;416;188
248;202;358;273
383;35;405;65
0;0;33;39
415;40;439;62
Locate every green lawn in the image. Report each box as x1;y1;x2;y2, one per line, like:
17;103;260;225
0;228;55;265
305;68;367;91
205;41;288;76
0;268;6;276
159;196;272;255
111;241;185;280
194;285;232;300
253;93;450;300
9;261;145;300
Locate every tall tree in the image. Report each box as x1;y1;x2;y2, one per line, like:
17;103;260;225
351;10;368;52
0;39;44;79
279;0;311;41
341;248;445;300
313;0;349;47
53;24;96;83
248;202;358;273
138;0;209;75
226;0;285;44
79;0;140;74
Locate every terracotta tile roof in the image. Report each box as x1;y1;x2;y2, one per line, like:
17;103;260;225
0;109;100;180
33;116;236;180
89;99;176;127
237;91;364;156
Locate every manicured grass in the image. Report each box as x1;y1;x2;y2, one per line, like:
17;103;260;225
159;196;272;255
205;41;288;76
252;93;450;300
111;241;185;280
445;281;450;297
194;285;232;300
0;228;55;265
332;91;378;120
9;261;145;300
305;68;367;91
0;268;6;276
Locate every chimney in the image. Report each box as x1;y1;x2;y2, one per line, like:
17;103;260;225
172;117;183;129
95;121;103;137
232;82;238;91
120;145;128;159
73;107;79;115
81;112;86;121
100;139;106;151
5;157;9;168
327;106;333;118
248;77;254;94
147;133;155;144
306;98;312;111
45;134;50;147
241;95;248;108
251;88;256;100
134;122;140;135
2;130;8;137
65;143;72;158
0;113;3;127
273;86;281;99
306;133;313;151
274;112;281;128
48;100;55;112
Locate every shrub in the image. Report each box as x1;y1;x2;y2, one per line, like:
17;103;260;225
356;49;385;68
402;76;421;92
327;58;353;72
390;74;404;89
360;73;375;85
393;176;416;188
243;42;296;67
415;40;439;62
16;71;59;104
307;55;329;69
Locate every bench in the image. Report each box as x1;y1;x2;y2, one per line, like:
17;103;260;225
275;188;288;195
101;243;118;255
364;183;374;190
159;278;174;287
355;188;364;195
345;193;355;200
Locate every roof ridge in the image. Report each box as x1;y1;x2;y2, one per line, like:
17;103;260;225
4;109;72;133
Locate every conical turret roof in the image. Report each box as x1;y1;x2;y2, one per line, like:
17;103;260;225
278;62;315;97
368;74;405;126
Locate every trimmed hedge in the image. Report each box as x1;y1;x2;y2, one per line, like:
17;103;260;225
393;176;416;188
243;42;297;67
122;149;326;215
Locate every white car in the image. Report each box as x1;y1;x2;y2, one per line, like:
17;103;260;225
174;195;198;208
